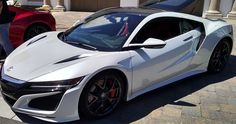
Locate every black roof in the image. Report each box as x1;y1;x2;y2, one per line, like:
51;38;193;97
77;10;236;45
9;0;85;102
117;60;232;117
100;7;164;14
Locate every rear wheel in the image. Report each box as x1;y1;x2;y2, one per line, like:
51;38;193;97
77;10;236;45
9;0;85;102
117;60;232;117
208;40;231;73
24;24;49;41
79;71;124;118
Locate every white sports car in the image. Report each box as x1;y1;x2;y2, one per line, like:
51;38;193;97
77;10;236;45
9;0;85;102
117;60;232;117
0;7;233;122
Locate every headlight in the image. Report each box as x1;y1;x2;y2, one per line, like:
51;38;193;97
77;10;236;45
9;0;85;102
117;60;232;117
30;76;84;89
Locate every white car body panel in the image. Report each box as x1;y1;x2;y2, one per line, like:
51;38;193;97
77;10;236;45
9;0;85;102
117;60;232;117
4;32;96;81
131;28;202;96
1;10;233;122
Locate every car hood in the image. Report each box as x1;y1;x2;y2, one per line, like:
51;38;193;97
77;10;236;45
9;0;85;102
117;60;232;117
3;32;97;81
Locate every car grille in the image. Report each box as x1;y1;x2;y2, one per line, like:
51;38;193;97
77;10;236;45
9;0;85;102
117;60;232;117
0;77;30;106
2;79;24;92
2;93;16;106
28;92;64;111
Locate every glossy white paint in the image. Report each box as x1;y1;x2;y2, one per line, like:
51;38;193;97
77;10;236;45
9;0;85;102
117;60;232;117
1;11;233;122
130;28;202;97
129;38;166;48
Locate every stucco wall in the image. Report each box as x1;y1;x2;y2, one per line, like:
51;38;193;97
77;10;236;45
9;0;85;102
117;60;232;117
120;0;139;7
18;0;71;11
49;0;70;10
203;0;234;17
17;0;235;17
19;0;42;6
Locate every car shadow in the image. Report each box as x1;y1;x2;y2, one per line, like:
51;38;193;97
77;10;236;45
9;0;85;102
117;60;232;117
15;55;236;124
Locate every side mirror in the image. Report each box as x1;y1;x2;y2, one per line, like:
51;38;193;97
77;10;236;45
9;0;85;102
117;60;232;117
72;19;81;27
128;38;166;49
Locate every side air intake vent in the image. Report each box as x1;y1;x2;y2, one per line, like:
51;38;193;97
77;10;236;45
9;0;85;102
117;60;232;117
55;55;80;64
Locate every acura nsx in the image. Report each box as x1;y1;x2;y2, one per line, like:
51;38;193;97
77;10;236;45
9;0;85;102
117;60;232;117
0;7;233;122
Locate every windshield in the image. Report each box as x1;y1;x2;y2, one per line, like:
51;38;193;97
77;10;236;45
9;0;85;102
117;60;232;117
61;12;146;51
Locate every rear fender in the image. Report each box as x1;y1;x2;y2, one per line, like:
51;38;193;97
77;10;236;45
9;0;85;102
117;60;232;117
190;24;233;70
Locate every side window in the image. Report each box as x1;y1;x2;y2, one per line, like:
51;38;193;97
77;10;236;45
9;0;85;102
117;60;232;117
180;19;206;50
131;17;181;44
179;19;204;34
180;20;194;34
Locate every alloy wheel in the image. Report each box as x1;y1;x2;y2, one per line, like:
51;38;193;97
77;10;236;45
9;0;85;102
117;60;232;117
80;72;124;118
208;40;231;72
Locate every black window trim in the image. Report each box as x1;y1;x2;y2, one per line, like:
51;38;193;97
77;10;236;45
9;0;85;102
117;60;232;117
129;16;206;50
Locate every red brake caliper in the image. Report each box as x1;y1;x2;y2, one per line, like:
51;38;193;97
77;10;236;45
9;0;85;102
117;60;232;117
108;80;116;98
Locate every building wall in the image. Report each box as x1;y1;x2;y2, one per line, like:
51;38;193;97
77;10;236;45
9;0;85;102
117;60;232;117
203;0;234;17
18;0;140;11
49;0;70;11
220;0;234;16
18;0;71;11
18;0;236;19
120;0;139;7
20;0;42;6
70;0;120;11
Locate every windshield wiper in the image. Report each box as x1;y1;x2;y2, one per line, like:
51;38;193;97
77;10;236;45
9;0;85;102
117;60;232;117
67;41;97;50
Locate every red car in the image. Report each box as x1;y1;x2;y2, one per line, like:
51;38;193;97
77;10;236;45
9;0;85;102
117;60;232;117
9;5;56;48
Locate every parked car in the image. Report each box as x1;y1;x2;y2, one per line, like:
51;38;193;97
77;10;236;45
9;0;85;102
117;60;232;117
0;7;233;122
8;2;56;48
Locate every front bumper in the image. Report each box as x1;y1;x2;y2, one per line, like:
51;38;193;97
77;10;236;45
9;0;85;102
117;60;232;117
0;75;84;123
1;77;65;111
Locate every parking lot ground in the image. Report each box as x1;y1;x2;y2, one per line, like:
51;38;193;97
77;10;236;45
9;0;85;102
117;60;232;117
0;11;236;124
51;11;93;31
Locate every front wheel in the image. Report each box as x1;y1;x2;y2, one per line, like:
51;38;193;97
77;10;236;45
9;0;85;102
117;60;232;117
208;40;231;73
79;72;124;118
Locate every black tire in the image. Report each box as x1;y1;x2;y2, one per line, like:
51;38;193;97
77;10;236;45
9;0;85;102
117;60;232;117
79;71;124;119
208;40;231;73
24;24;49;41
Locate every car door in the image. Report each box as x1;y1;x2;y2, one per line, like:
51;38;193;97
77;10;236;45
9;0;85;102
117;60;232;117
130;17;202;93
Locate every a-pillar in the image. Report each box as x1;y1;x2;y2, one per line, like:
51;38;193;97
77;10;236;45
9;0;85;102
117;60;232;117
53;0;65;11
205;0;222;18
228;0;236;19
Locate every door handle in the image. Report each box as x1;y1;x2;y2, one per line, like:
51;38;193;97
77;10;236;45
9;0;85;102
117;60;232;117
183;36;193;41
